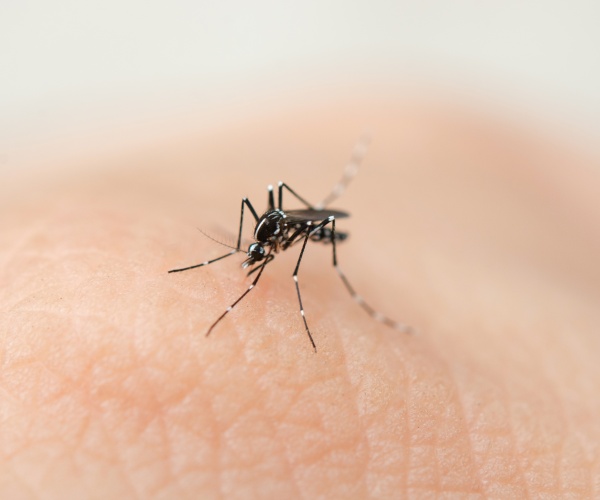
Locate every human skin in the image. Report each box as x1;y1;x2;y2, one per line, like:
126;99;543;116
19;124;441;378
1;98;600;498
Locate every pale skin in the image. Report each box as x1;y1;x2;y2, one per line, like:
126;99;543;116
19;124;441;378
1;99;599;498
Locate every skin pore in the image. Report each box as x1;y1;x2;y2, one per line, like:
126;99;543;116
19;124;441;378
1;98;599;498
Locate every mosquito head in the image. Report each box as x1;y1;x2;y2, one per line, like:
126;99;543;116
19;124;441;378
242;242;266;268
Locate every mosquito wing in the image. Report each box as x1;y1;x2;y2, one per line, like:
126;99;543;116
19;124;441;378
284;208;349;223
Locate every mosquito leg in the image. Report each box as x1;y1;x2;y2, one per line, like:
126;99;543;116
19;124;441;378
169;250;238;273
206;249;271;337
278;182;315;210
169;197;259;273
278;134;370;210
237;197;260;249
267;184;275;210
292;222;319;352
329;218;412;333
316;133;371;209
290;217;339;351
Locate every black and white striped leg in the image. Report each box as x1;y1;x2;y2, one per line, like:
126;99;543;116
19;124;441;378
168;197;259;273
206;249;271;337
293;221;318;352
330;218;412;333
168;249;238;273
291;217;338;351
316;134;371;209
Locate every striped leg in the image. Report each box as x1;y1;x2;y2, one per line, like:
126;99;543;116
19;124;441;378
206;250;271;336
292;216;342;352
291;218;329;352
316;133;371;209
329;218;412;333
168;249;238;273
168;197;259;273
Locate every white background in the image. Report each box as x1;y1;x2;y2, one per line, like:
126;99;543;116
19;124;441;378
1;1;599;166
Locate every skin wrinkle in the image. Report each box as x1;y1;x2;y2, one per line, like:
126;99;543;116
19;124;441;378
277;396;326;497
174;366;221;497
122;362;172;495
17;407;85;497
377;377;410;493
335;325;370;497
221;412;270;494
113;413;164;497
433;268;598;494
545;377;568;496
403;351;411;498
143;422;176;498
457;370;524;496
209;341;267;498
252;348;309;493
442;363;485;494
272;337;366;497
317;385;369;497
173;387;222;494
512;337;577;494
264;371;319;496
83;371;132;496
506;379;535;499
238;339;304;498
404;349;439;494
81;270;171;495
540;318;600;493
277;382;332;495
14;308;120;496
452;344;526;496
350;332;442;496
330;320;371;497
200;348;225;498
146;382;218;496
339;328;408;496
410;340;512;496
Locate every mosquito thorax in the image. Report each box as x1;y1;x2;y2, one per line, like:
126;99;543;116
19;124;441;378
254;209;285;242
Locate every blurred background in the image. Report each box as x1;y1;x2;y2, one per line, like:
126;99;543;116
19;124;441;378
1;0;599;175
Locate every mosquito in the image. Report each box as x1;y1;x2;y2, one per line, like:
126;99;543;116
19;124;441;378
169;137;412;351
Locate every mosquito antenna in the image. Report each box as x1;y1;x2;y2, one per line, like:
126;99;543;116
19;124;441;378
197;228;240;251
316;132;371;209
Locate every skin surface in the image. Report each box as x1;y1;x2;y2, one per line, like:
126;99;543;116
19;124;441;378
1;98;600;499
